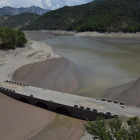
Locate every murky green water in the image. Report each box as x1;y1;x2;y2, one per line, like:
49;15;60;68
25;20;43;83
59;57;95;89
42;36;140;98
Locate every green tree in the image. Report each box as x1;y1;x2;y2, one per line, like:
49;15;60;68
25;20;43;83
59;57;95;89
17;30;27;46
85;116;140;140
3;28;18;48
0;28;27;49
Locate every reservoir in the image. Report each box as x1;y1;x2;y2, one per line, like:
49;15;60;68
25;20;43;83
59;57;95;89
42;35;140;98
23;33;140;140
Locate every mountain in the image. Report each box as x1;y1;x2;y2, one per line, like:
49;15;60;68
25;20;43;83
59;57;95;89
0;13;40;29
22;0;140;32
22;0;105;30
0;6;50;15
68;0;140;32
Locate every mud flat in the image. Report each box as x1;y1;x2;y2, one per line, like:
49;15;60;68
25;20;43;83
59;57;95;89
101;78;140;107
0;40;60;82
13;57;78;93
0;92;56;140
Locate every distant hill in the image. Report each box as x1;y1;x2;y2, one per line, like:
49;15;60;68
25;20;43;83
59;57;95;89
68;0;140;32
0;6;50;15
0;13;40;29
22;0;140;32
22;0;105;30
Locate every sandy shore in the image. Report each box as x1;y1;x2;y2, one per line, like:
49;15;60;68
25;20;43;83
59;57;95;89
0;40;60;82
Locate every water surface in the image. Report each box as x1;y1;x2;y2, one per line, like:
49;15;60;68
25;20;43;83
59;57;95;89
42;36;140;98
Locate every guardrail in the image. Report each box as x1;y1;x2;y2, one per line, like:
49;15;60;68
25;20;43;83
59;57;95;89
4;80;30;86
74;104;120;118
96;98;125;107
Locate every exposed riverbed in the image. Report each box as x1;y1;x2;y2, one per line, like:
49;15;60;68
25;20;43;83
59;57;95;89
42;35;140;98
11;32;140;140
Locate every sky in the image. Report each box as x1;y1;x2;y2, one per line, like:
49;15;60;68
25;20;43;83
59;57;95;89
0;0;93;10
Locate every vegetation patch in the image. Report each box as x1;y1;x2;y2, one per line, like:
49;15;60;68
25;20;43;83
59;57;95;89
28;51;40;57
85;116;140;140
0;28;27;49
21;0;104;30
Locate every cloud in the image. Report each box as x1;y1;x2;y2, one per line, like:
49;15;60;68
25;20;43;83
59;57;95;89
0;0;11;7
41;0;92;10
0;0;42;8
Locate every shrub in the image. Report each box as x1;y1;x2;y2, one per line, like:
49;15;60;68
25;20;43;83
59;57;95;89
85;116;140;140
0;28;27;49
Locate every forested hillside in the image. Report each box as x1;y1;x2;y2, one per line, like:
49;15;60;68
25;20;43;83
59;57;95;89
69;0;140;32
0;13;40;29
22;0;140;32
22;0;105;30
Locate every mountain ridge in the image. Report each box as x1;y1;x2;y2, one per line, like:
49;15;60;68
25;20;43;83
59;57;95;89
0;6;50;15
21;0;105;30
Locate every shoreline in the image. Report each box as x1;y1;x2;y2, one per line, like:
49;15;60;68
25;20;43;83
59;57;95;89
13;57;79;94
0;40;61;82
0;39;84;140
24;30;140;37
0;40;61;140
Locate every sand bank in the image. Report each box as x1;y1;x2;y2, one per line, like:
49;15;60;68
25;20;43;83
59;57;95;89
101;78;140;107
13;57;78;93
0;40;60;82
29;115;86;140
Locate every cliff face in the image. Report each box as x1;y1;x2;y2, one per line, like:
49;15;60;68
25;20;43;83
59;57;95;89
0;6;50;15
